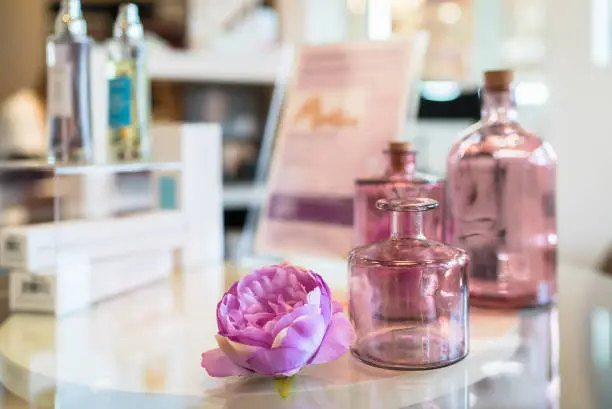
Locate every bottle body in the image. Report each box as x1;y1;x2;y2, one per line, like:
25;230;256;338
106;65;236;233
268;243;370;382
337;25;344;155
446;87;557;308
46;34;93;163
107;5;150;162
349;199;469;370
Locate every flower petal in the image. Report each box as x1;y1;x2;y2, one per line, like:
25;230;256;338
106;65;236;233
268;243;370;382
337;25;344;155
260;275;275;296
312;273;333;324
250;280;265;297
225;326;273;348
216;284;238;333
293;266;318;292
270;303;319;339
288;271;298;288
272;267;288;287
216;334;260;369
309;312;355;365
307;287;321;306
273;314;326;355
247;347;310;377
201;348;252;377
238;266;275;295
240;292;261;311
243;312;275;328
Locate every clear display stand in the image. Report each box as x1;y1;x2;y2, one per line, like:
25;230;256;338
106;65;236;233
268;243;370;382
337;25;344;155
3;122;224;315
2;160;183;315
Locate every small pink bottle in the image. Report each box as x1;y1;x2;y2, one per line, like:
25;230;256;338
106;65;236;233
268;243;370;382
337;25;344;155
349;198;469;370
355;141;445;246
446;70;557;309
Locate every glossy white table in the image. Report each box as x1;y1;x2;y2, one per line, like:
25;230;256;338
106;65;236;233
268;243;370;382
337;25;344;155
0;262;608;409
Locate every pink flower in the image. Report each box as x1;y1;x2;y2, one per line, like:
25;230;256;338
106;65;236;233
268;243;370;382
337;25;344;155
201;263;355;377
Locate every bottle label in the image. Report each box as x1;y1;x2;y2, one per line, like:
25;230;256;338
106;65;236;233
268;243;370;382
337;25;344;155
108;76;132;128
48;64;73;118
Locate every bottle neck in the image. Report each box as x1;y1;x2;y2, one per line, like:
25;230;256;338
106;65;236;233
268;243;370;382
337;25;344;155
481;88;517;123
391;211;425;240
385;151;416;178
114;5;144;41
55;0;87;38
64;0;82;15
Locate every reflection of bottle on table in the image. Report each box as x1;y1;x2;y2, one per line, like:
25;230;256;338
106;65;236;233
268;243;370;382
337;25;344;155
470;308;558;409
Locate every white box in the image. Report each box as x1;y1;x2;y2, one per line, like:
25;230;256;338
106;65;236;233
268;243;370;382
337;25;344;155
0;210;184;271
9;250;174;315
151;123;224;266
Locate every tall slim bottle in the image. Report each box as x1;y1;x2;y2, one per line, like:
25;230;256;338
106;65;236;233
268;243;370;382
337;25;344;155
446;70;557;308
46;0;93;163
107;3;150;161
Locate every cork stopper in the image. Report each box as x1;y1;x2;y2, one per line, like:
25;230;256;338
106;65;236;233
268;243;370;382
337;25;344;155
483;70;514;91
387;141;412;152
386;141;414;172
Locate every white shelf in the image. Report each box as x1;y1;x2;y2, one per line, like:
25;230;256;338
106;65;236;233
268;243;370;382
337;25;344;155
0;160;182;175
148;48;284;85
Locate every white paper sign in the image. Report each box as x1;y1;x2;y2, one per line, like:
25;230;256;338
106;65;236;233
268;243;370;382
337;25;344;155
48;64;74;118
255;38;427;258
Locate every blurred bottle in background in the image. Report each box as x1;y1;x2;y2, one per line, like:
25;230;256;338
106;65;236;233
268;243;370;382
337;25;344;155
354;141;445;246
107;3;150;162
46;0;93;163
446;69;556;309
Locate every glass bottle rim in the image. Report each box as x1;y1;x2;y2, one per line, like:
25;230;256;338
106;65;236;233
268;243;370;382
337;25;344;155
375;198;438;212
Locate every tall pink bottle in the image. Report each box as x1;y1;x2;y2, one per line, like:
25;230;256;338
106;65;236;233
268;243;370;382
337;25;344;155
446;70;557;308
355;141;445;246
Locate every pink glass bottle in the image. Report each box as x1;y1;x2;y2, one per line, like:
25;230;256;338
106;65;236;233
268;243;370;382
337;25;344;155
446;70;557;309
355;141;445;246
349;198;469;370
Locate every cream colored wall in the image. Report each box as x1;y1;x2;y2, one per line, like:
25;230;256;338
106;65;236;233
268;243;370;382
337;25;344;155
546;0;611;268
0;0;47;103
275;0;348;44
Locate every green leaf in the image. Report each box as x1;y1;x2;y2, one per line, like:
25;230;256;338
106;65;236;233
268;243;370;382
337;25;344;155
273;376;295;399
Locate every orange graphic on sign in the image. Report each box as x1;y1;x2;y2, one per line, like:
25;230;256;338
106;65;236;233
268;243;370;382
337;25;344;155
293;96;358;129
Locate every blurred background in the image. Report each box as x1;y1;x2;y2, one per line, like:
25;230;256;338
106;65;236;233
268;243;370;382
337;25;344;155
0;0;605;268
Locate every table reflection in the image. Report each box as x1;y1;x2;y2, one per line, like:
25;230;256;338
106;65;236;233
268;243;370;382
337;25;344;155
406;307;558;409
590;308;612;406
1;265;612;409
470;307;558;409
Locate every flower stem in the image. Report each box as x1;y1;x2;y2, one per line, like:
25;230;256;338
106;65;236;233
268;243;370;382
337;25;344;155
274;376;295;399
